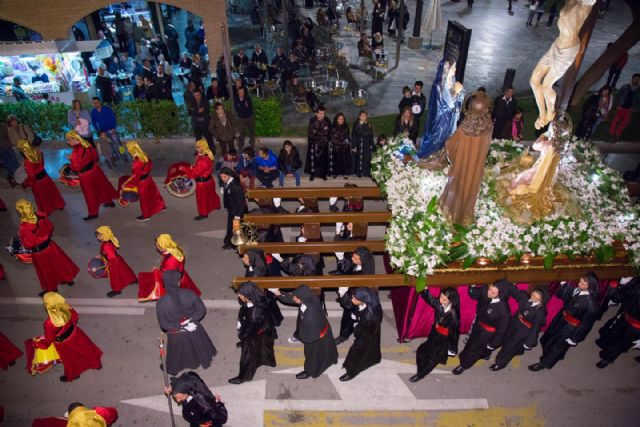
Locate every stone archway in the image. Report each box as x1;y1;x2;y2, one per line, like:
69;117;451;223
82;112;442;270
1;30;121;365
0;0;227;59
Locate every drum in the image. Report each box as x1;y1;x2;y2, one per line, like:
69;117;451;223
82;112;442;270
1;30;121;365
164;162;195;198
6;237;32;264
411;104;422;115
13;166;27;185
28;338;61;375
87;256;108;279
58;163;80;188
117;175;139;207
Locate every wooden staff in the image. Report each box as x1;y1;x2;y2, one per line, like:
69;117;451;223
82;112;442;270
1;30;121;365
159;334;177;427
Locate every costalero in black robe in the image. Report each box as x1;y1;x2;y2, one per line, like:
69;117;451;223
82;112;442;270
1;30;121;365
538;283;598;369
458;285;509;370
329;122;351;177
341;288;382;377
279;285;338;377
234;282;277;381
596;278;640;364
415;290;460;377
304;116;331;179
157;271;217;375
351;120;375;177
494;289;547;368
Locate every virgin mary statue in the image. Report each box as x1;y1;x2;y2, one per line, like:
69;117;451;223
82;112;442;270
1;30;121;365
417;60;465;158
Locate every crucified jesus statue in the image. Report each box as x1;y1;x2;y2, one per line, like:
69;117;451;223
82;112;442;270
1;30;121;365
529;0;596;129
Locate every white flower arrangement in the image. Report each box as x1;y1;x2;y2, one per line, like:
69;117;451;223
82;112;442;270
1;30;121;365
372;136;640;285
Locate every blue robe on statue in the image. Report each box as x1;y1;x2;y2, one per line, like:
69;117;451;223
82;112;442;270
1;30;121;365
418;60;464;158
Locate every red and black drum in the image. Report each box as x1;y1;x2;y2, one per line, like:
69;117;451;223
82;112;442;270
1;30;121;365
117;175;139;207
87;256;108;279
6;237;32;264
58;163;80;188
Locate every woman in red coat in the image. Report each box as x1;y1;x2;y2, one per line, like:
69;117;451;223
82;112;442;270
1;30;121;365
34;292;103;382
124;141;166;221
16;199;79;295
0;332;22;370
66;130;118;221
186;139;221;220
17;140;65;215
96;225;137;297
138;234;201;302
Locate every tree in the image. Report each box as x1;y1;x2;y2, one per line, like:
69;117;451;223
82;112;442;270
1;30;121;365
570;0;640;107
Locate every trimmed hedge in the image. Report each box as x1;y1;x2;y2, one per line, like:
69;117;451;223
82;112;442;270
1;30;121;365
0;97;283;140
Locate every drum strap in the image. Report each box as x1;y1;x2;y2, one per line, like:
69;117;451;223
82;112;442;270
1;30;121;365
80;161;95;173
55;323;74;342
35;170;47;180
30;238;51;253
196;175;212;183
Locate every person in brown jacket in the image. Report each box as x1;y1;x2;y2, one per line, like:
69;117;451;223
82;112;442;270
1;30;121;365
209;102;237;155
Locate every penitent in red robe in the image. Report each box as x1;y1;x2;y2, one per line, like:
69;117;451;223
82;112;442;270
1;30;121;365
23;154;65;215
0;332;23;370
186;155;221;216
34;308;102;381
100;241;137;292
138;253;201;301
19;216;79;292
126;159;165;219
69;144;118;216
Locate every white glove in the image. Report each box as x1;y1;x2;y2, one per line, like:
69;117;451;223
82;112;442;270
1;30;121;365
335;252;345;260
633;339;640;350
272;253;284;262
486;345;495;351
335;222;343;235
180;318;192;325
268;288;281;295
523;344;531;351
273;197;282;207
560;281;567;286
297;236;307;243
338;287;349;296
236;320;242;330
565;338;577;346
447;350;456;357
296;205;305;212
620;277;634;285
329;197;338;205
608;300;618;307
182;321;197;332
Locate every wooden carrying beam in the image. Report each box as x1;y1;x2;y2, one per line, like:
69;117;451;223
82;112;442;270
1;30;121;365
247;187;383;199
232;263;635;289
244;212;391;225
238;241;387;254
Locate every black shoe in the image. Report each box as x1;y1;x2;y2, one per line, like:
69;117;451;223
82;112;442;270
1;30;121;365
489;364;505;371
59;375;69;382
409;373;425;383
596;360;610;369
334;336;347;345
107;291;121;298
483;354;491;360
452;366;465;375
8;361;15;366
309;175;315;181
228;376;245;384
222;244;234;250
38;290;47;297
322;176;328;181
194;215;208;220
329;204;339;212
528;363;545;372
333;175;338;179
64;281;74;287
83;215;98;221
339;373;355;381
159;363;164;371
136;216;150;222
343;176;348;179
103;202;116;208
296;371;310;379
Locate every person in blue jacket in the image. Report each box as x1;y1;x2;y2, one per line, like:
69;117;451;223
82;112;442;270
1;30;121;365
255;146;279;188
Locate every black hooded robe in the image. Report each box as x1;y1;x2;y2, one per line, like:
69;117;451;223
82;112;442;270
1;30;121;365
416;290;460;377
235;283;277;381
329;123;351;177
171;371;228;427
279;285;338;377
157;271;217;375
335;247;375;341
494;289;546;368
596;280;640;364
538;284;598;369
341;289;382;377
351;121;375;177
304;117;331;179
458;286;509;369
244;251;284;334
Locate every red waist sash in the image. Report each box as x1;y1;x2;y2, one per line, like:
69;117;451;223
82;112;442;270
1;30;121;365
434;323;449;336
319;323;329;339
519;314;533;329
563;311;581;327
625;313;640;330
479;321;496;333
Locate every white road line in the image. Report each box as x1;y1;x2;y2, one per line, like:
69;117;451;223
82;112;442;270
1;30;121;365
74;306;146;316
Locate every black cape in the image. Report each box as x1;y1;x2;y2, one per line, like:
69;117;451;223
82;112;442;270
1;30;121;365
157;271;217;375
416;290;460;376
458;286;509;369
171;372;228;427
279;285;338;377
